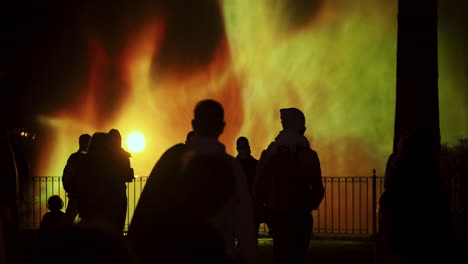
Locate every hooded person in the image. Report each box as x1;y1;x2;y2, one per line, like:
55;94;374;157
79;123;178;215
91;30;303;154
128;99;256;264
253;107;324;264
271;108;309;153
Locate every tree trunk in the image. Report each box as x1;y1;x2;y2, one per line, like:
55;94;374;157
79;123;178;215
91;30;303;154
393;0;439;151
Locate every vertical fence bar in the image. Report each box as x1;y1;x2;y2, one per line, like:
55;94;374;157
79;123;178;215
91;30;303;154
352;178;355;233
366;177;369;234
323;179;328;233
32;178;35;228
372;169;377;236
345;178;348;234
133;178;137;214
126;183;129;231
316;178;321;232
359;179;362;234
36;178;39;227
338;178;341;233
331;178;334;233
44;177;47;221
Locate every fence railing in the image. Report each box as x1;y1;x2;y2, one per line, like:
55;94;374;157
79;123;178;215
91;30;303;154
20;174;384;236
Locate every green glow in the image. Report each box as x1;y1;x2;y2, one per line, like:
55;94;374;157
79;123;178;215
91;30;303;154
221;0;468;175
37;0;468;177
223;0;398;175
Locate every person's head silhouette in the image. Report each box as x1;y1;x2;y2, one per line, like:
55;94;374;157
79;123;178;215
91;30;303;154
47;195;64;212
236;136;251;159
280;107;306;135
191;99;225;139
185;131;196;144
108;129;122;149
88;132;109;155
79;134;91;153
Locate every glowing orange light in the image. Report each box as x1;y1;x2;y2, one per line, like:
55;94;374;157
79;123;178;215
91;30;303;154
35;2;401;178
126;132;146;153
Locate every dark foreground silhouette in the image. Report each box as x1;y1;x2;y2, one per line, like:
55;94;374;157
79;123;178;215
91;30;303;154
63;133;91;223
254;107;324;264
128;99;256;264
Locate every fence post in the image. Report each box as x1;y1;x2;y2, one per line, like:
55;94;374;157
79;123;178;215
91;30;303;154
372;169;377;236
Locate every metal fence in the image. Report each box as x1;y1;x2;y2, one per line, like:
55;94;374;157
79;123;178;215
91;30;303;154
20;174;384;236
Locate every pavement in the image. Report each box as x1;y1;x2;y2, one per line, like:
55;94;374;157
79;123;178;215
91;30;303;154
257;237;375;264
20;229;376;264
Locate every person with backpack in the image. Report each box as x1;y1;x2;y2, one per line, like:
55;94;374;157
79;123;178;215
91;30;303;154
253;107;324;264
128;99;256;264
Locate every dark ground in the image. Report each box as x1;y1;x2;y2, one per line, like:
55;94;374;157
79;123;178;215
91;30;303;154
20;230;375;264
258;236;375;264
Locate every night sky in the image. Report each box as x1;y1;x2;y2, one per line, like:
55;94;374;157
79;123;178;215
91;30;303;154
1;0;467;176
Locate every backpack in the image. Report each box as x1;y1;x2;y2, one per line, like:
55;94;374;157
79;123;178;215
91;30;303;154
260;146;324;213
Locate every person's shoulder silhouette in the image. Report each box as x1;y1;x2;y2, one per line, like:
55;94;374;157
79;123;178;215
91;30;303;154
185;131;195;144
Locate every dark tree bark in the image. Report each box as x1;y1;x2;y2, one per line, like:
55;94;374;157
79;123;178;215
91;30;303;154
378;1;452;262
393;0;439;151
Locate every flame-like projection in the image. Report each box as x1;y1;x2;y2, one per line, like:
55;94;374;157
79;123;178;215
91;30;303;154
34;0;467;177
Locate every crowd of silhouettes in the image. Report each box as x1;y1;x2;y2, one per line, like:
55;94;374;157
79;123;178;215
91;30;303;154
62;129;134;236
29;99;326;264
1;98;460;263
22;98;460;264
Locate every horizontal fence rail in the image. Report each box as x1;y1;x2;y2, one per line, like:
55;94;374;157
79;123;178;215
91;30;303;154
20;175;384;236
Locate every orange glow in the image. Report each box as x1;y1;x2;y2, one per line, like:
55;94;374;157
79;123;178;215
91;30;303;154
36;2;396;177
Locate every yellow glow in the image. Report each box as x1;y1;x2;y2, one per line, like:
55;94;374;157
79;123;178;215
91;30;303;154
126;132;146;153
36;2;401;177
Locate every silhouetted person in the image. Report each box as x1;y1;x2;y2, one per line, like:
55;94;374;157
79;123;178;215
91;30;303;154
378;128;451;263
0;127;21;264
236;137;257;190
108;129;134;182
254;108;324;264
185;130;195;144
129;99;256;264
63;134;91;223
39;195;69;240
108;129;134;232
236;136;269;234
76;132;126;236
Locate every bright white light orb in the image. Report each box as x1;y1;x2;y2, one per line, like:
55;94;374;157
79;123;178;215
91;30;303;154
126;132;146;153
